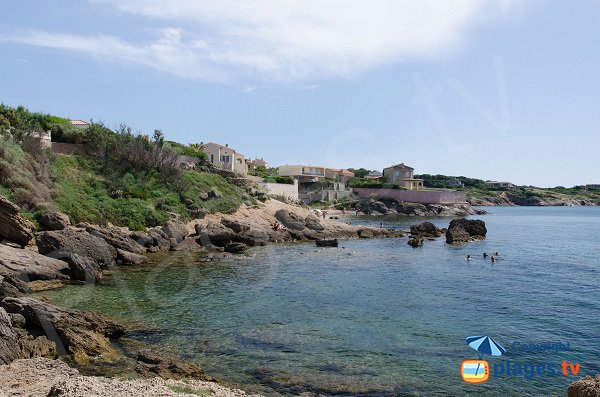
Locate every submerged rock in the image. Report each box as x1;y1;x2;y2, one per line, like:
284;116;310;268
117;249;148;265
316;238;338;247
407;236;424;247
0;195;35;247
134;348;215;381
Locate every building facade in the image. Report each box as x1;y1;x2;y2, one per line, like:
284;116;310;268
200;142;248;175
382;163;424;190
278;164;326;183
325;168;355;184
485;181;516;189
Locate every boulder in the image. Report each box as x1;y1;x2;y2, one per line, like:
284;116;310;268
407;236;424;247
224;242;248;254
198;222;237;246
0;244;70;281
36;228;116;268
129;231;154;248
0;195;35;247
147;228;172;251
161;220;189;244
134;348;215;381
116;249;148;265
568;375;600;397
410;222;442;238
445;219;487;244
0;308;57;364
357;229;374;239
0;275;29;300
85;226;145;255
275;209;306;231
46;252;101;283
38;212;71;231
1;297;125;363
220;218;250;233
316;238;338;247
199;192;209;201
304;215;324;231
235;229;269;247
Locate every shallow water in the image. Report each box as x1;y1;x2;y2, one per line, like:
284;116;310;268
42;207;600;396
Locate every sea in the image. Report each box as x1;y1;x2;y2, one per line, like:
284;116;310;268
41;206;600;396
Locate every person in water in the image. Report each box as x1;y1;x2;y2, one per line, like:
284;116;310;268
495;252;500;256
483;252;488;258
467;255;472;261
491;256;497;263
379;222;384;229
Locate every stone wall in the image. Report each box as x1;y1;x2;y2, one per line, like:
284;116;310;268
257;181;299;200
353;188;467;204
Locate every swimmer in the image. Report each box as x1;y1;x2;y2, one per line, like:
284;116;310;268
483;252;488;258
491;256;496;263
467;255;472;261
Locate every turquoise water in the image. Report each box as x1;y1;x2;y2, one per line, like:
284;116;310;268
42;207;600;396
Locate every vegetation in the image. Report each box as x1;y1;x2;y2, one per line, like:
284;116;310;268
249;165;294;184
167;385;212;396
347;168;371;179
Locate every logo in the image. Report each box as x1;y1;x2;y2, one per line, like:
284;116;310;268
461;360;489;384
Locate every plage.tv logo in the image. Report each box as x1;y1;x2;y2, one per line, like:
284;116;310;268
461;360;489;384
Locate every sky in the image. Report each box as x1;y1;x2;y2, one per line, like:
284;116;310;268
1;0;599;187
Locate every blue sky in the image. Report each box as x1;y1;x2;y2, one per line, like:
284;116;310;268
1;0;599;187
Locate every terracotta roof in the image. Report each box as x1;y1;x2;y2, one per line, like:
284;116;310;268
70;119;89;126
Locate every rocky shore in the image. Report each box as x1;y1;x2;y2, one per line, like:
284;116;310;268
354;198;486;217
468;192;600;207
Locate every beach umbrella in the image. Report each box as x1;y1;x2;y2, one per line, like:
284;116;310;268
466;335;506;357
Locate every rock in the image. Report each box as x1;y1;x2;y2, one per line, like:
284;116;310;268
0;195;35;247
357;229;374;239
86;226;145;255
445;218;487;244
28;280;64;292
117;249;148;265
0;244;70;281
147;228;171;251
407;236;424;247
410;222;442;238
208;189;222;199
36;228;117;268
0;274;29;300
46;251;101;283
1;297;125;363
129;231;154;248
0;308;57;364
198;222;237;246
134;348;215;381
38;212;71;231
224;242;248;253
304;215;324;231
199;192;209;200
0;358;78;396
568;375;600;397
221;218;250;233
275;209;306;231
316;238;338;247
235;229;269;247
161;220;188;244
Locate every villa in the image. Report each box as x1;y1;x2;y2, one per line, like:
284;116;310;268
325;168;355;184
485;181;516;189
246;158;269;171
278;164;326;183
70;119;90;128
383;163;424;190
200;142;248;175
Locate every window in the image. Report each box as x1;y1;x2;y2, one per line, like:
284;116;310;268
394;171;400;177
221;155;230;163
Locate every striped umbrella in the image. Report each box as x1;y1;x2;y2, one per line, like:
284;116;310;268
466;335;506;357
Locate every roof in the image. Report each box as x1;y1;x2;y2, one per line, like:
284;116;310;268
384;163;414;170
366;170;383;176
326;168;355;176
70;119;89;126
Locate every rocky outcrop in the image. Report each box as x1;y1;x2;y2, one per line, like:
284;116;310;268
0;308;57;365
0;195;35;247
116;249;148;265
45;252;101;283
568;375;600;397
1;297;125;363
445;219;487;244
161;220;189;244
407;236;424;247
316;238;338;247
38;212;71;231
36;228;117;268
224;242;248;254
357;199;486;217
275;209;306;230
410;222;443;238
85;225;145;255
0;275;29;300
0;244;70;281
134;348;215;381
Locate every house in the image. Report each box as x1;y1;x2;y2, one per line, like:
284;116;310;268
325;168;355;184
383;163;424;190
70;119;90;128
31;130;52;148
199;142;248;175
364;171;383;180
246;158;269;171
447;178;465;188
586;184;600;189
278;165;325;183
485;181;516;189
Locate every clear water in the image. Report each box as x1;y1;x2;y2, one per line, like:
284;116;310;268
41;207;600;396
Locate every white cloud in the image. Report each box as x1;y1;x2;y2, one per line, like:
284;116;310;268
3;0;519;83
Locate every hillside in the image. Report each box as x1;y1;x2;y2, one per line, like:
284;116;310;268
0;105;255;230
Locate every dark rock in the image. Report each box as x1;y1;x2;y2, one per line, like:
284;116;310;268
0;244;70;281
224;242;248;253
445;218;487;244
134;348;215;381
86;226;145;254
357;229;374;239
46;252;101;283
0;275;29;300
36;228;116;268
0;307;57;364
275;209;305;231
568;375;600;397
410;222;443;238
407;236;424;247
0;195;35;247
129;231;154;248
161;220;189;243
316;238;338;247
198;222;237;246
208;190;222;199
235;229;269;246
147;228;171;251
304;215;324;231
38;212;71;231
117;249;148;265
221;218;250;233
1;296;124;363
